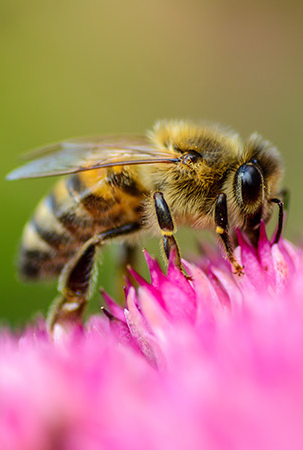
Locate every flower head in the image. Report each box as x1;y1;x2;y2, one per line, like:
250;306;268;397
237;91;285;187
1;225;303;450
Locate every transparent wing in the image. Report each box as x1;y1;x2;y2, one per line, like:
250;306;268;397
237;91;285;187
7;135;178;180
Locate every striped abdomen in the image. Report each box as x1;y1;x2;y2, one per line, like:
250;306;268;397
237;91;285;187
19;167;147;280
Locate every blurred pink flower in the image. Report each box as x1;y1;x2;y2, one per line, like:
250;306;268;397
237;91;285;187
1;222;303;450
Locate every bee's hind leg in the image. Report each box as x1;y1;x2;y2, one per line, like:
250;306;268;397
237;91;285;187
153;192;183;272
47;222;141;333
215;193;244;276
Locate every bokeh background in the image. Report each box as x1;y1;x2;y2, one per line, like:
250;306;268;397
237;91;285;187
1;0;303;326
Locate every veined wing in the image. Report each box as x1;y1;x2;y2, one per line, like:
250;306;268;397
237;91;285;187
7;135;178;180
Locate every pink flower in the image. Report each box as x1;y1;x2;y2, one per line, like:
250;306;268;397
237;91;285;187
0;222;303;450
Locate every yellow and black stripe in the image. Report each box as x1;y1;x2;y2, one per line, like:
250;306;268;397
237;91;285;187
19;167;147;280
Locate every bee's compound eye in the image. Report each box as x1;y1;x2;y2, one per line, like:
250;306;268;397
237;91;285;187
237;163;263;204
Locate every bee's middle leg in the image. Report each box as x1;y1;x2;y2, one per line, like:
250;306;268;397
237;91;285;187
153;192;182;271
47;222;141;332
215;193;244;276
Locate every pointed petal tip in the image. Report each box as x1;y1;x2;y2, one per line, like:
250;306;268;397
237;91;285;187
101;306;115;321
127;266;148;286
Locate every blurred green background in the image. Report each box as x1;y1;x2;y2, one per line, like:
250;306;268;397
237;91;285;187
1;0;303;326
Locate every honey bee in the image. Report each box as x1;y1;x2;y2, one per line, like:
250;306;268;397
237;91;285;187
7;120;285;330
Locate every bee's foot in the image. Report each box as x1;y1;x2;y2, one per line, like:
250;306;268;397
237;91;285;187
232;263;245;277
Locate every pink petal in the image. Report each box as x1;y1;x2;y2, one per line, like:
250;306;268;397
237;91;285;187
236;230;266;291
125;288;163;368
100;288;125;322
258;221;276;285
271;244;289;292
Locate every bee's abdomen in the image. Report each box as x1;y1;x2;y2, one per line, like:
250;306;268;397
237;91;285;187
19;169;146;280
18;185;79;280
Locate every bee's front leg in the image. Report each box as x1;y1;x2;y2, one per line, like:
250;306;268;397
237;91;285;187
270;197;285;244
153;192;182;271
215;193;244;276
